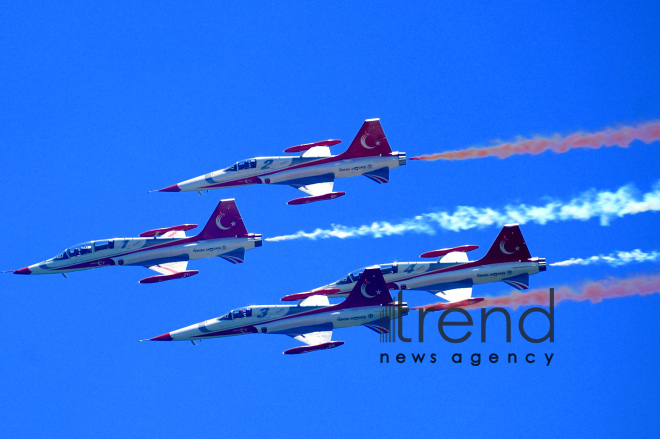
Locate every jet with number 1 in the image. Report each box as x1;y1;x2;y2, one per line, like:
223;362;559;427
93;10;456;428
155;119;406;205
10;199;262;283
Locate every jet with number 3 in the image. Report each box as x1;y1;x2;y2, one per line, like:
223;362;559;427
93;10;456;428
143;268;410;354
281;224;546;303
10;199;262;283
155;119;406;205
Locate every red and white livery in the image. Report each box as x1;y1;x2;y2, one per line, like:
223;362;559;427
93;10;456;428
156;119;406;205
11;199;262;283
282;224;546;303
144;268;409;354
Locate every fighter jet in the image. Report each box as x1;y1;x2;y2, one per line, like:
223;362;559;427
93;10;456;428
10;199;262;283
281;224;546;303
144;268;413;354
155;119;406;205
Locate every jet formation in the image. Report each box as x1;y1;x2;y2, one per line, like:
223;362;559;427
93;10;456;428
155;119;406;205
11;199;261;283
9;118;548;354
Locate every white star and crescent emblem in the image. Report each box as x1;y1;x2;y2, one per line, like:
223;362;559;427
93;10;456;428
216;212;233;230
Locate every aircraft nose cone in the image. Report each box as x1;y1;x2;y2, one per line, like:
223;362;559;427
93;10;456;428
150;332;173;341
159;184;181;192
14;266;32;275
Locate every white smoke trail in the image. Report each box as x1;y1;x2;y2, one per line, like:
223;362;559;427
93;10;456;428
266;180;660;242
551;249;660;267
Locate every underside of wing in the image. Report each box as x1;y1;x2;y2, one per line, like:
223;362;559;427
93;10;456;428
295;181;335;197
432;286;473;302
140;261;199;284
293;330;333;346
148;261;188;275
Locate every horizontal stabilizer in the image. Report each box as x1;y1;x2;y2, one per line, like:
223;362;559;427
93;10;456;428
139;270;199;284
281;288;341;302
140;224;198;238
503;273;530;290
420;245;478;259
363;167;390;184
283;341;344;355
287;191;345;205
219;248;245;264
413;298;484;312
284;139;341;153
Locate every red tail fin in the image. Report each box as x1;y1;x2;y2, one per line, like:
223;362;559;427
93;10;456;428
195;199;248;240
339;267;393;309
340;119;392;159
478;224;532;264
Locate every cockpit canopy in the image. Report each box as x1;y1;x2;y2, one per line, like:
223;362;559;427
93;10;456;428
224;159;257;172
335;264;398;285
218;308;253;321
52;240;116;261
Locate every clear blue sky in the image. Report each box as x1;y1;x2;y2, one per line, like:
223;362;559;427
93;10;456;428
1;2;659;437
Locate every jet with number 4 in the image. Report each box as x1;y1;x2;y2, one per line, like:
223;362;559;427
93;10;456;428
281;224;546;303
143;268;411;354
155;119;406;205
10;199;262;283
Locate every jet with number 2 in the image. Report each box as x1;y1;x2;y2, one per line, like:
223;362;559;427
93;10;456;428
144;268;412;354
281;224;546;304
155;119;406;205
10;199;262;283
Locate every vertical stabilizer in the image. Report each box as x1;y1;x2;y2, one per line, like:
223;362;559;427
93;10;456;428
195;199;249;240
339;267;392;308
340;119;392;158
478;224;532;264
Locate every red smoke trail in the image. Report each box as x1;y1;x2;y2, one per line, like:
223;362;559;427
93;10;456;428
472;273;660;310
411;121;660;161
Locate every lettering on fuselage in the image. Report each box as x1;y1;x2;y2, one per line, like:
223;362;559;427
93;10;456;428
337;315;368;321
476;272;506;278
338;164;372;172
192;245;227;253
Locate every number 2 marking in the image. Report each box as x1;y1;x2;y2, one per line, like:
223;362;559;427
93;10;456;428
260;159;274;170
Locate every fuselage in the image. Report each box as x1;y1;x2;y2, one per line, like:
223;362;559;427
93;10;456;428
316;258;547;297
167;153;406;192
157;302;409;342
18;234;262;275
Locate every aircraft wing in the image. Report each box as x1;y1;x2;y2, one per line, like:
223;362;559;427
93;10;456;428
295;181;335;197
148;261;189;276
431;286;473;302
287;176;345;205
284;331;344;354
139;261;199;284
293;330;333;346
